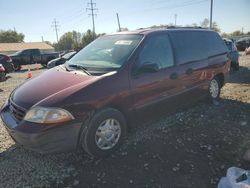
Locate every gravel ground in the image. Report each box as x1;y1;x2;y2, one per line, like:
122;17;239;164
0;56;250;188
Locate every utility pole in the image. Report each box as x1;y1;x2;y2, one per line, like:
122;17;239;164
174;14;177;26
86;0;98;37
116;13;121;32
209;0;213;29
41;36;44;42
51;18;60;43
242;27;244;34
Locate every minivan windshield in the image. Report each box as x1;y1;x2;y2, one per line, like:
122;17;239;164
66;34;143;70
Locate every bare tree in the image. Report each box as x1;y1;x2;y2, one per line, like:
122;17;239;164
201;18;209;28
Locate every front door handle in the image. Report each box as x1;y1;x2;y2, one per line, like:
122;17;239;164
186;68;193;75
170;73;178;80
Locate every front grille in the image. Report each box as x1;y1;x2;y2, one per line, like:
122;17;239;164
9;99;26;122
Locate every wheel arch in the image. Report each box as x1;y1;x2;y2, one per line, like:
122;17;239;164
214;73;224;88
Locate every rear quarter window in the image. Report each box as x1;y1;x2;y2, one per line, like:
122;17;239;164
206;32;228;56
170;30;227;65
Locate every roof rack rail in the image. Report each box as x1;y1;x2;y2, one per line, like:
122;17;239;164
137;26;208;31
166;26;208;29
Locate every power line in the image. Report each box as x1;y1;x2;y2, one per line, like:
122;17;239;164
86;0;98;34
129;0;208;15
51;18;60;43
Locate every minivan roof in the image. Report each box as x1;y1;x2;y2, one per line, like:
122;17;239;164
107;27;212;36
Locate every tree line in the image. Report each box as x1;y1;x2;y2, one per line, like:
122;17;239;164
51;30;105;52
0;18;249;52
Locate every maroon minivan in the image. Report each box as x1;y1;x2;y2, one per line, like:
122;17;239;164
0;28;230;157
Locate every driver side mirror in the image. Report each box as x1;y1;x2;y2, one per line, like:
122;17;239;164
137;62;159;73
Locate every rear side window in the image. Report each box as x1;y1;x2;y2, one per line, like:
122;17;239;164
22;50;30;56
170;31;207;64
139;34;174;69
170;31;227;65
32;49;40;55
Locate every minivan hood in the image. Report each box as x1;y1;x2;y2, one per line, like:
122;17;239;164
11;68;99;109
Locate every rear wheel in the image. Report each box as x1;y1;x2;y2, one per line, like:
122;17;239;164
80;108;127;158
208;77;221;100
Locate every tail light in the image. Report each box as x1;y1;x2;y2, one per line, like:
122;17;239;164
0;64;5;71
4;55;12;63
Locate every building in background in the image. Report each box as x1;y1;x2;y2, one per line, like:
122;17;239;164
0;42;55;55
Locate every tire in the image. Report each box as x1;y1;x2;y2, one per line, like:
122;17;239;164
41;64;47;68
208;77;221;101
0;72;6;82
13;63;21;71
233;62;239;71
80;108;127;158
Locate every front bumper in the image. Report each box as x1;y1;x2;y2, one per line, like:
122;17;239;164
0;102;82;154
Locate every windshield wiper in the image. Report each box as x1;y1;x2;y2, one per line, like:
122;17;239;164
67;64;91;75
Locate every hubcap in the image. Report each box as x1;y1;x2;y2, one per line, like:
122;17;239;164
209;79;219;98
95;118;121;150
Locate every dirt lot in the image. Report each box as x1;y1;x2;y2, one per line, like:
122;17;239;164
0;56;250;188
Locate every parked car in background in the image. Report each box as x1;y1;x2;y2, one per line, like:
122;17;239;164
47;51;76;69
245;47;250;55
236;37;250;51
224;38;239;71
0;64;6;81
0;54;14;73
10;49;59;70
0;28;230;157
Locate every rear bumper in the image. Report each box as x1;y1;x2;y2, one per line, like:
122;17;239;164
0;103;82;154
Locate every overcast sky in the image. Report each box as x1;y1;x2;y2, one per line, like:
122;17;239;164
0;0;249;43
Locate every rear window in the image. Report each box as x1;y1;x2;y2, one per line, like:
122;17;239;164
170;31;227;65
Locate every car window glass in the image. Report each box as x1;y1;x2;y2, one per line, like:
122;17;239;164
171;31;227;65
170;31;208;65
32;49;40;55
139;34;174;69
22;50;30;56
68;34;143;69
0;55;4;60
207;32;228;56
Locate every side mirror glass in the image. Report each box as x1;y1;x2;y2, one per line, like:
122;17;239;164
138;62;159;73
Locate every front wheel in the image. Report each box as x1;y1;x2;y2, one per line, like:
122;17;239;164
208;77;221;100
0;72;6;81
80;108;127;158
13;63;21;71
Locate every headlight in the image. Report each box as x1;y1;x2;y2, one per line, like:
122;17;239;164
24;107;74;124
